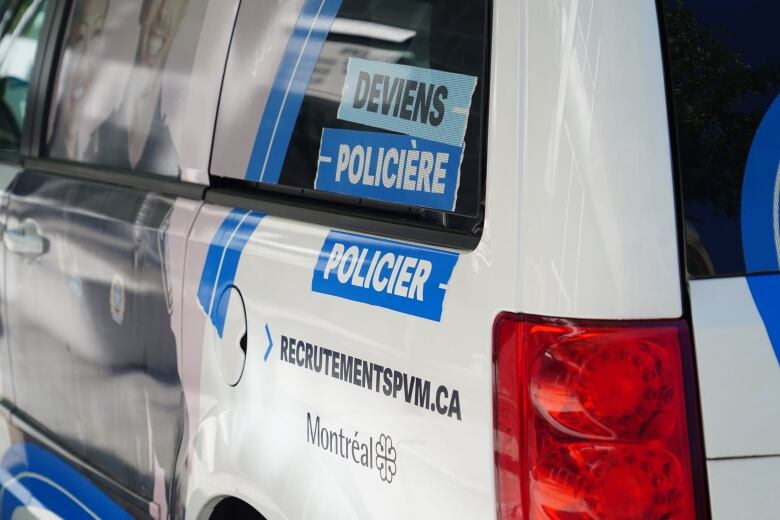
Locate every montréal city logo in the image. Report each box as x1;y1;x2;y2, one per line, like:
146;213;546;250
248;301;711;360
306;412;397;483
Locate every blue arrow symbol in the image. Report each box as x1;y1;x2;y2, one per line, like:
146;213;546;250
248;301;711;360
263;323;273;362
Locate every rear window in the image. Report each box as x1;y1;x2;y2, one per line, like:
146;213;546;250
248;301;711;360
662;0;780;276
212;0;490;230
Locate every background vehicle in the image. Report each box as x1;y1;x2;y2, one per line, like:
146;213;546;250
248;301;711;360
0;0;774;518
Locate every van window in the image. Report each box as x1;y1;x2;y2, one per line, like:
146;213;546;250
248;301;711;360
46;0;213;178
0;0;48;152
212;0;490;223
662;0;780;276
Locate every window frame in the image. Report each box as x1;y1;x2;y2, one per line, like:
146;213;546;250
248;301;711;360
0;0;58;165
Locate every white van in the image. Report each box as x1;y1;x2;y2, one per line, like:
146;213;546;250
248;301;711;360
0;0;775;518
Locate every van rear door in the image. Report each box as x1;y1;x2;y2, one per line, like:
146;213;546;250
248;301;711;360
661;1;780;517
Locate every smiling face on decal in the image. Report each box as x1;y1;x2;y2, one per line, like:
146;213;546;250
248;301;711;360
137;0;189;69
58;0;108;156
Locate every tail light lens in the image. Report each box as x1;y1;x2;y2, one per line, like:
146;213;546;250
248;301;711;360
494;314;702;519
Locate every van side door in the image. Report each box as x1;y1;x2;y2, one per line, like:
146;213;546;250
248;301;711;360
1;0;236;517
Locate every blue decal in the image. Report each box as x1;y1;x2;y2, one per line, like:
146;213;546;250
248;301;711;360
264;323;274;362
0;443;131;519
337;58;477;147
312;231;459;321
315;128;462;211
741;95;780;363
741;94;780;272
747;274;780;364
246;0;343;183
198;210;265;337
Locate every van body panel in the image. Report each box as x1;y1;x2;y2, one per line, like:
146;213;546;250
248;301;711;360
517;0;682;320
690;277;780;458
180;207;506;519
708;457;780;519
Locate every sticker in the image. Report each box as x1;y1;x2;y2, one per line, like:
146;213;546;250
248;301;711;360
245;0;344;183
337;57;478;147
198;209;265;337
741;95;780;364
315;128;462;211
1;443;132;519
741;94;780;272
306;412;397;483
281;333;463;420
110;274;125;325
311;230;458;321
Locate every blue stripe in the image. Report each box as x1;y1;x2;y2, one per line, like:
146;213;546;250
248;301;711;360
0;443;131;519
747;274;780;365
741;94;780;273
311;230;459;321
197;208;250;315
209;211;265;336
246;0;343;183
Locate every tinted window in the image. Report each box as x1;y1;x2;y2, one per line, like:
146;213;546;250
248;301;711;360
0;0;48;152
662;0;780;276
213;0;489;226
47;0;211;178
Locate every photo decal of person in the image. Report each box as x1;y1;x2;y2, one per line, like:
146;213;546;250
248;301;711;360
49;0;191;177
48;0;108;161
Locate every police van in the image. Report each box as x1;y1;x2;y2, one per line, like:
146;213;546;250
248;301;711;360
0;0;774;518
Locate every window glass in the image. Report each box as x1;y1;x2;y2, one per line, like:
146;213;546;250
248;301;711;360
663;0;780;276
213;0;489;221
47;0;212;178
0;0;48;152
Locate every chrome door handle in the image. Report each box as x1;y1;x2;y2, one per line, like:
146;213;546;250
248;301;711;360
4;220;45;258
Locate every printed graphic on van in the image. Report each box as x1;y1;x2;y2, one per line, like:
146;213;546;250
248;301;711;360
281;334;463;420
314;128;463;211
246;0;343;183
742;94;780;364
741;95;780;273
0;443;131;519
198;209;266;337
306;412;398;484
312;230;458;321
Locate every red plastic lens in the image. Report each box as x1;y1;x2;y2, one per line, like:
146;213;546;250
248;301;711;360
494;315;699;520
530;328;679;440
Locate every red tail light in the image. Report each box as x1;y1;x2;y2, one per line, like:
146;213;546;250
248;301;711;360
494;314;702;519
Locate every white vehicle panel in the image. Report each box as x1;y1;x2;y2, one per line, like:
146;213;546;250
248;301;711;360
182;207;507;519
708;457;780;520
517;0;681;319
690;277;780;458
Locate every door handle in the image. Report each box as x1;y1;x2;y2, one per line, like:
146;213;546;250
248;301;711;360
4;220;45;258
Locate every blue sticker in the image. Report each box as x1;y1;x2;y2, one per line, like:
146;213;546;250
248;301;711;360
746;274;780;365
246;0;343;184
198;209;265;337
337;58;477;147
741;94;780;273
312;231;459;321
315;128;462;211
741;95;780;364
0;443;132;519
